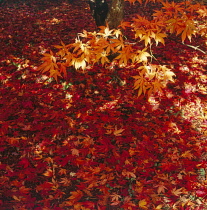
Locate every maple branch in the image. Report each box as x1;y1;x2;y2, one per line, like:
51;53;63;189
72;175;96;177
169;37;207;55
149;44;161;65
149;43;153;62
184;43;207;55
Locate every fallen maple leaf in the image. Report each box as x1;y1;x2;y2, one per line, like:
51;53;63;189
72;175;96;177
139;199;147;209
71;148;79;156
155;183;167;194
111;193;121;202
122;170;136;178
59;168;67;175
13;195;21;201
68;190;83;201
43;169;53;177
60;177;71;186
164;70;175;82
113;126;125;136
19;186;30;194
154;204;163;209
181;150;194;159
171;187;184;196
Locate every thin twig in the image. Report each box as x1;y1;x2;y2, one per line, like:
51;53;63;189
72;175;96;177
184;43;207;55
169;37;207;55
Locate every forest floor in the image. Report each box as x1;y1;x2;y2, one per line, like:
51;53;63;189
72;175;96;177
0;0;207;209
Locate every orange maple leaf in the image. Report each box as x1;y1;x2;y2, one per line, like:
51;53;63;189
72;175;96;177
71;148;79;156
151;32;166;45
68;190;83;201
122;169;136;178
110;193;121;202
43;169;53;177
181;150;194;159
113;126;125;136
155;183;167;194
171;187;185;196
119;21;132;29
19;186;30;194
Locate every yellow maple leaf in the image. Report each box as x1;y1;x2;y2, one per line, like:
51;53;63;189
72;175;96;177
139;199;147;209
73;57;87;70
137;49;151;63
141;33;151;47
154;204;163;209
78;29;88;38
151;32;166;45
98;25;114;38
164;70;175;82
197;7;207;18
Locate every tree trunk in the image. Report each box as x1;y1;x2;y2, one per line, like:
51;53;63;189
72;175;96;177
88;0;124;29
88;0;109;27
106;0;124;29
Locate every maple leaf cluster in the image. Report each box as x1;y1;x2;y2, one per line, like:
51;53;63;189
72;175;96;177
38;0;207;97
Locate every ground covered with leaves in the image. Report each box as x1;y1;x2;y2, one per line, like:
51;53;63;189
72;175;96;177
0;0;207;209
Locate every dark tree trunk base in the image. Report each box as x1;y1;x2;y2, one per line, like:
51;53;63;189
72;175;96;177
88;0;109;27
